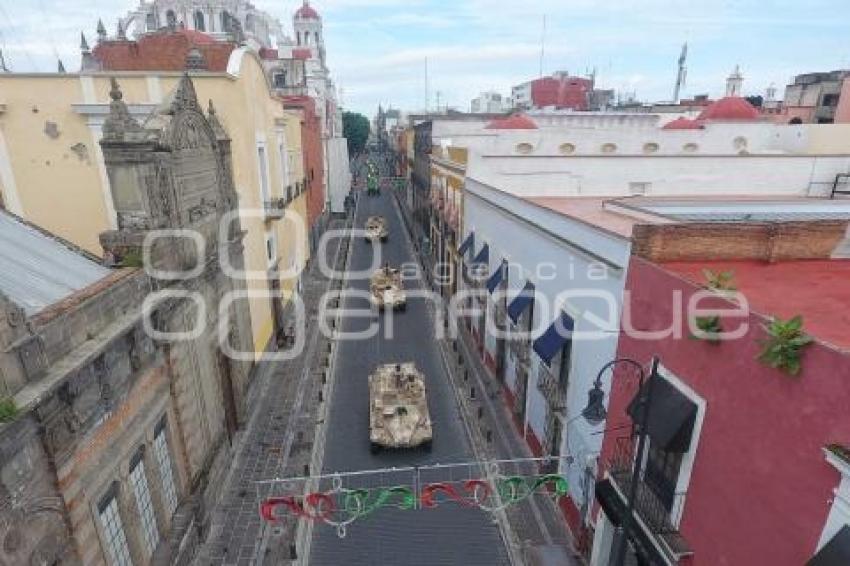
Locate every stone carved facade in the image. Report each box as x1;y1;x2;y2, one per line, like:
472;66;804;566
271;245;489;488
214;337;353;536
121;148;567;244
0;74;254;565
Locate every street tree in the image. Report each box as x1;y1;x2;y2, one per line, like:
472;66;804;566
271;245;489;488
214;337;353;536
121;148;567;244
343;111;370;156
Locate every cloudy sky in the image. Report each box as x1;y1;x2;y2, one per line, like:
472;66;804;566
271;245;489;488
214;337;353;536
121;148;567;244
2;0;850;115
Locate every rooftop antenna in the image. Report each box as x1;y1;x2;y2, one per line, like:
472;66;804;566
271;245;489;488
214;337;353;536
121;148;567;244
538;14;546;77
424;56;429;112
435;90;442;113
673;42;687;103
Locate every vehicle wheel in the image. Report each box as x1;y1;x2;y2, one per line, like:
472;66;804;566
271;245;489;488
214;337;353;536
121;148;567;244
370;442;381;454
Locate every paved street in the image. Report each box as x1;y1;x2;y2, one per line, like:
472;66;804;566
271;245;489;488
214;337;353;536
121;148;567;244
308;184;511;566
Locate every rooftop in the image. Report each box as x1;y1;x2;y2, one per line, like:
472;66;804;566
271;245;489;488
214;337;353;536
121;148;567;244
0;211;110;315
663;259;850;350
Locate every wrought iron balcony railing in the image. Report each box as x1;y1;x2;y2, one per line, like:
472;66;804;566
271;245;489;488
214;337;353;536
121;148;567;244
264;198;286;219
537;369;566;411
607;436;693;561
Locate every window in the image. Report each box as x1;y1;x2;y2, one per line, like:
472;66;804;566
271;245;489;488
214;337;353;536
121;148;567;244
278;140;290;194
515;142;534;154
601;142;617;153
645;442;684;511
166;10;177;28
146;13;157;31
193;11;205;31
643;142;659;154
296;31;301;45
558;142;576;154
221;11;232;32
98;492;133;566
245;13;255;32
153;422;177;515
682;142;699;153
129;454;159;557
265;228;278;267
273;71;287;88
257;145;270;204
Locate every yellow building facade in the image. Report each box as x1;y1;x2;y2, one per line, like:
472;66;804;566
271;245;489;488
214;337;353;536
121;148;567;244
0;48;308;360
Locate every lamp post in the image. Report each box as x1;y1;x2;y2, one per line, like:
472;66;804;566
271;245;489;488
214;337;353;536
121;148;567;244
581;356;660;566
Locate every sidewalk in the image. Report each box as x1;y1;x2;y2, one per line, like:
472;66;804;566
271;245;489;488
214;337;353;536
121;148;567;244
193;215;351;566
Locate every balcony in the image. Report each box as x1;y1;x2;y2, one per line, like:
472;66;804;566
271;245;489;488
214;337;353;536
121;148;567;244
264;197;287;220
606;436;693;563
537;368;566;411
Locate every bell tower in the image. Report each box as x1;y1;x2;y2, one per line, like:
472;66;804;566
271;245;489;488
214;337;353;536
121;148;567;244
293;1;324;62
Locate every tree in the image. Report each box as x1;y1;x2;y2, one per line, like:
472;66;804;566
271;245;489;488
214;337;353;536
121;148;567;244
343;111;370;156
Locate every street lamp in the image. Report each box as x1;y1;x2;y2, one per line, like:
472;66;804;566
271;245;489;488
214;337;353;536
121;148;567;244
581;356;660;566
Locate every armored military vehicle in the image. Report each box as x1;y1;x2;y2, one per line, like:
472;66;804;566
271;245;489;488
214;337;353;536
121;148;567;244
370;265;406;310
364;216;388;243
369;362;432;452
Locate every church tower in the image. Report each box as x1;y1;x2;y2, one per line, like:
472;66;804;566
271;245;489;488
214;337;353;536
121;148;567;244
293;1;324;63
726;65;743;97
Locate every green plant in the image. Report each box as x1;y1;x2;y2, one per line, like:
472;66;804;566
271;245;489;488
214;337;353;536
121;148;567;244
690;315;723;342
0;397;18;423
703;269;736;291
120;249;143;268
758;315;813;376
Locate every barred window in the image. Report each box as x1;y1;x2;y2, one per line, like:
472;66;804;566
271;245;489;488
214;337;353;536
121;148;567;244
153;423;178;514
98;493;133;566
129;455;159;556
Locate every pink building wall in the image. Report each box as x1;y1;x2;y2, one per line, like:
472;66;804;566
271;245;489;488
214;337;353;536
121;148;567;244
834;77;850;123
597;257;850;565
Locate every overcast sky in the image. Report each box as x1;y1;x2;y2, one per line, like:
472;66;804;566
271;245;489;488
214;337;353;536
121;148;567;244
2;0;850;115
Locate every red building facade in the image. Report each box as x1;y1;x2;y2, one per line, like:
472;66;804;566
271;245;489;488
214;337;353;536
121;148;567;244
592;255;850;565
283;95;326;239
530;75;593;110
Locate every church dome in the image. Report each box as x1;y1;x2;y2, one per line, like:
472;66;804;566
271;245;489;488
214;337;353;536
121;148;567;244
697;97;759;121
485;114;538;130
295;1;320;19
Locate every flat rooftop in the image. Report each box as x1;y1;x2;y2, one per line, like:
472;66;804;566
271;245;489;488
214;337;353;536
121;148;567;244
664;259;850;351
526;195;850;239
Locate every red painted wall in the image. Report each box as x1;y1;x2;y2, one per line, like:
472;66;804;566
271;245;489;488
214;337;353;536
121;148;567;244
598;257;849;565
283;96;325;228
531;76;592;110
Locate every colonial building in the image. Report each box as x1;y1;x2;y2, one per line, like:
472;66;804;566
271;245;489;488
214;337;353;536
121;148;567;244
591;217;850;566
0;42;309;359
0;74;254;565
111;0;348;243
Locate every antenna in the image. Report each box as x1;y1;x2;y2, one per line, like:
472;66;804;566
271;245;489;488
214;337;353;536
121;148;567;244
435;90;442;112
538;14;546;77
424;57;429;112
673;42;687;103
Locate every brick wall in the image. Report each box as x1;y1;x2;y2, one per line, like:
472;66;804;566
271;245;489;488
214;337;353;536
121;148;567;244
631;220;848;262
93;30;235;71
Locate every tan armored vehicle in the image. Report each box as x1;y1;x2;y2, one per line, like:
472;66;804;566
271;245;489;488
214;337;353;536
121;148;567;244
364;215;388;243
369;362;432;452
370;265;406;310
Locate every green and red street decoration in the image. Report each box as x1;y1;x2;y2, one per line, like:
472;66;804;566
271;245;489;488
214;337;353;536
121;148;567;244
259;473;567;537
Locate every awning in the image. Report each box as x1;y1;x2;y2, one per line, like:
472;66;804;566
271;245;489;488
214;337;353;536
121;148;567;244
808;525;850;566
507;281;535;324
595;478;671;566
458;232;474;256
486;261;505;293
627;373;698;454
533;311;575;366
472;243;489;266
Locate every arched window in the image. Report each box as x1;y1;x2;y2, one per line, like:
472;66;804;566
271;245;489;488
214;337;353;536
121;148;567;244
221;10;232;32
166;9;177;28
194;11;205;31
304;33;309;46
145;12;157;30
296;31;301;45
315;32;320;44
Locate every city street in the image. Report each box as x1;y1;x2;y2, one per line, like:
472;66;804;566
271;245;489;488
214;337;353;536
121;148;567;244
308;175;511;565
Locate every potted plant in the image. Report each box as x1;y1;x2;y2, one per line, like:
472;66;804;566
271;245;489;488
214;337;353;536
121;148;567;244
758;315;813;376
